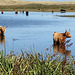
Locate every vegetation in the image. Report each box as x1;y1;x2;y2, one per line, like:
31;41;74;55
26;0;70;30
0;4;75;12
0;40;75;75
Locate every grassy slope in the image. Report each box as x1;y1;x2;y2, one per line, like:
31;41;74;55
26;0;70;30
0;1;75;12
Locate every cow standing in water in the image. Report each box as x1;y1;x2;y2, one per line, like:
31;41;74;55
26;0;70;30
15;11;18;14
1;10;4;14
53;31;71;44
0;26;6;35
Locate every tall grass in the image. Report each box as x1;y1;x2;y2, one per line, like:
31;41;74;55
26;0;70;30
0;41;75;75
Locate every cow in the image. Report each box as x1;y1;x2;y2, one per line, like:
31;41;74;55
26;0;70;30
1;10;4;14
15;10;18;14
0;26;6;35
53;31;71;44
60;9;66;13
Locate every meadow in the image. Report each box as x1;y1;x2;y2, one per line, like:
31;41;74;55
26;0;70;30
0;1;75;12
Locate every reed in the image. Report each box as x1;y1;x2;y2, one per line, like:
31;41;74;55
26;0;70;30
0;41;75;75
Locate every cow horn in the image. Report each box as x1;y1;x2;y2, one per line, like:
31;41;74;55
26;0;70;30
65;30;67;32
69;29;70;32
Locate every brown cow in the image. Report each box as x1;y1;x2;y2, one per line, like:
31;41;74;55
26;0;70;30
61;31;71;38
0;26;6;35
15;10;18;14
53;31;71;44
1;10;3;14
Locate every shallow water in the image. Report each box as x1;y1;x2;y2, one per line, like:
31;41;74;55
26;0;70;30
0;11;75;55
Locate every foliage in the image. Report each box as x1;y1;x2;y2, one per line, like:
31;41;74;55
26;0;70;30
0;48;75;75
0;4;75;11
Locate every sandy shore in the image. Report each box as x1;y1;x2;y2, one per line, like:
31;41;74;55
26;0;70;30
0;1;75;12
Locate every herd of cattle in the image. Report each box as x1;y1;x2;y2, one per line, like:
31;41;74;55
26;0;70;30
0;26;71;45
0;26;71;55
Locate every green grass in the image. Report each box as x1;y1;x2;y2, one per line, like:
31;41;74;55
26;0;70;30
0;47;75;75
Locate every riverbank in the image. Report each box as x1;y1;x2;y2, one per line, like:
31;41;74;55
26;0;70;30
57;15;75;17
0;1;75;12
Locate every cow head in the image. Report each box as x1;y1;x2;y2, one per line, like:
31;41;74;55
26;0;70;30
65;30;71;38
0;26;6;35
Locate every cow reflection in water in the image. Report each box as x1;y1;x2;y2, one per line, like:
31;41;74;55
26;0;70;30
53;43;72;74
53;44;71;55
0;35;5;44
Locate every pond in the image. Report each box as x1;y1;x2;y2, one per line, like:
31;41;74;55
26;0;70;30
0;11;75;56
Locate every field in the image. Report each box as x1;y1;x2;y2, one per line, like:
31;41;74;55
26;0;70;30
0;1;75;12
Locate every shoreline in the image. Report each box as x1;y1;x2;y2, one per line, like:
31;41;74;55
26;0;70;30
0;1;75;12
56;15;75;17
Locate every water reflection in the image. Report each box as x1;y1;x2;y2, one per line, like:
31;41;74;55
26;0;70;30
0;12;75;55
53;44;71;56
0;35;5;44
0;35;5;50
53;43;72;74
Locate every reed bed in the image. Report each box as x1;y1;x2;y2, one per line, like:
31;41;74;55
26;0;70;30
0;40;75;75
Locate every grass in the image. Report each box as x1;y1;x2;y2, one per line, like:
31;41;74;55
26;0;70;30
0;40;75;75
0;4;75;12
1;1;75;12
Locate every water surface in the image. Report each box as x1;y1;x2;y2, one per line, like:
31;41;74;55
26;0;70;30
0;11;75;55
